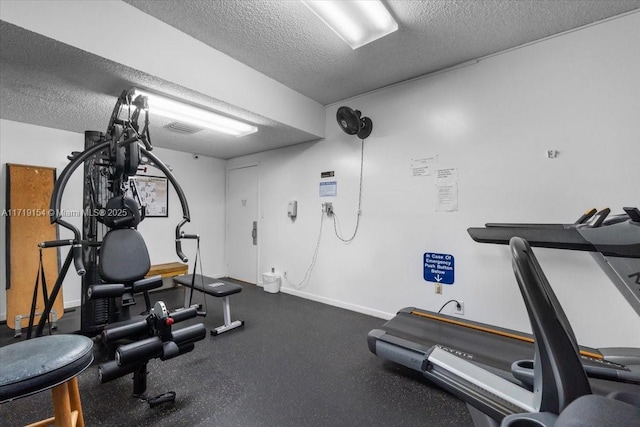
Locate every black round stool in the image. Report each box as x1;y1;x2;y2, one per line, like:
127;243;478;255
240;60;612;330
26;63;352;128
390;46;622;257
0;334;93;427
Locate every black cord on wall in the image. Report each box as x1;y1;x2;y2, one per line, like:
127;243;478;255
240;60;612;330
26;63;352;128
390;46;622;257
437;299;462;313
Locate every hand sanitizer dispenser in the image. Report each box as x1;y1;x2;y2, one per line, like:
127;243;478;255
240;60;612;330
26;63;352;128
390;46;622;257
288;201;297;218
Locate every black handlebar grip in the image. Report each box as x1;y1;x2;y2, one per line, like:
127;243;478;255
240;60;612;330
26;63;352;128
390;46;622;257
39;239;74;248
181;233;199;239
141;135;153;151
574;208;597;225
175;240;188;263
592;208;611;228
73;244;86;275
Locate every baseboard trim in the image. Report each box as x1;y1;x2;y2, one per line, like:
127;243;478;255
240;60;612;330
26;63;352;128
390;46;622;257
1;286;394;323
0;299;81;322
280;287;393;320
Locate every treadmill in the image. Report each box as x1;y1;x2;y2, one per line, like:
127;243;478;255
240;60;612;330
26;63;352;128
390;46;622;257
468;207;640;317
368;208;640;425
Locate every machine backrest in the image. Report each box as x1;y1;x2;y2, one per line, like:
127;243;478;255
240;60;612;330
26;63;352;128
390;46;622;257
99;228;150;283
509;237;591;414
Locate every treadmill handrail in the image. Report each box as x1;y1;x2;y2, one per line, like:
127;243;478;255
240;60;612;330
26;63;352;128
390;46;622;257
468;215;640;258
510;237;592;414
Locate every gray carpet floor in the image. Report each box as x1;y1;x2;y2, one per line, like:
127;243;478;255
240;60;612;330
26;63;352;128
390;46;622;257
0;282;472;426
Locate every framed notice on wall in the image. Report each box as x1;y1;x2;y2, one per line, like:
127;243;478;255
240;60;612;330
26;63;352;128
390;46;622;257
128;175;169;217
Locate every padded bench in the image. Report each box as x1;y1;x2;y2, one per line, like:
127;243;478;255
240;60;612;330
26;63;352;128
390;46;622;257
173;274;244;336
146;262;188;279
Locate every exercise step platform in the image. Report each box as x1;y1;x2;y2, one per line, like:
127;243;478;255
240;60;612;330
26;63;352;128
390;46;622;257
174;274;244;336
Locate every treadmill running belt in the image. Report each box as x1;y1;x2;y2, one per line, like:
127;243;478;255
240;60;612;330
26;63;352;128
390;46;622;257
370;307;629;377
375;309;536;372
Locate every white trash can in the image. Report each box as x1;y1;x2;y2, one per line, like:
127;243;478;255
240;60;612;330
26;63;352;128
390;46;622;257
262;272;281;293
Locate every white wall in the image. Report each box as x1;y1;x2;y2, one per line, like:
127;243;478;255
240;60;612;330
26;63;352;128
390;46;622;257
0;121;84;320
228;12;640;348
0;119;227;320
135;147;227;278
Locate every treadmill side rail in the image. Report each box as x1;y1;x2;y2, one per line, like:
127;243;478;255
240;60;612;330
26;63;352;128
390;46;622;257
369;329;430;372
425;347;536;417
376;340;426;372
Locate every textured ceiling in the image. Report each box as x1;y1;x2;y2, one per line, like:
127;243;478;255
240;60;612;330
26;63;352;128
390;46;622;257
125;0;640;105
0;20;317;159
2;1;639;159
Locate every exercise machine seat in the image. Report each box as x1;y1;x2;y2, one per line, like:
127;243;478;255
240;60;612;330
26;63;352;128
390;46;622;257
0;334;93;426
99;228;150;283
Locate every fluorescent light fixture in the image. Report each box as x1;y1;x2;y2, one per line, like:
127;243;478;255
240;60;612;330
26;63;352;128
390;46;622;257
130;89;258;137
302;0;398;49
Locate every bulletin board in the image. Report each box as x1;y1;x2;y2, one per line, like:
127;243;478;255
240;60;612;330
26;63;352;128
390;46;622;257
5;163;63;330
128;175;168;217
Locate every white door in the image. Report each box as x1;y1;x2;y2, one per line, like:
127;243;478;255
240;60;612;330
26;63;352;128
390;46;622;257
227;165;258;284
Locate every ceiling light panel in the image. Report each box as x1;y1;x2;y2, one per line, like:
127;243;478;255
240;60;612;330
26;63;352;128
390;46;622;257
131;89;258;137
302;0;398;49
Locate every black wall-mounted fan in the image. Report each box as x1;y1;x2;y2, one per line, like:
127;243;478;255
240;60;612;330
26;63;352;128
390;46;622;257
336;106;373;140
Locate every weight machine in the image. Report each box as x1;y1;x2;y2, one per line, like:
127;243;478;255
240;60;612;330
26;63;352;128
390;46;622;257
31;89;206;403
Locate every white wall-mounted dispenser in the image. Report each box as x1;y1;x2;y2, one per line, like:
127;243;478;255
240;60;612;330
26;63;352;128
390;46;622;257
288;200;297;218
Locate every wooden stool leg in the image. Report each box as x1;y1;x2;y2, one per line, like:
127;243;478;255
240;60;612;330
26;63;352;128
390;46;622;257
24;377;84;427
68;377;85;427
52;382;72;427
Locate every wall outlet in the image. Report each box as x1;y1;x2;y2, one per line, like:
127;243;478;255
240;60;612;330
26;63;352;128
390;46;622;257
323;202;333;215
455;301;464;315
284;271;288;278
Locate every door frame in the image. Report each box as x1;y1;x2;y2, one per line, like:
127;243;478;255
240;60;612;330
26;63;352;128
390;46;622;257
225;161;260;284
